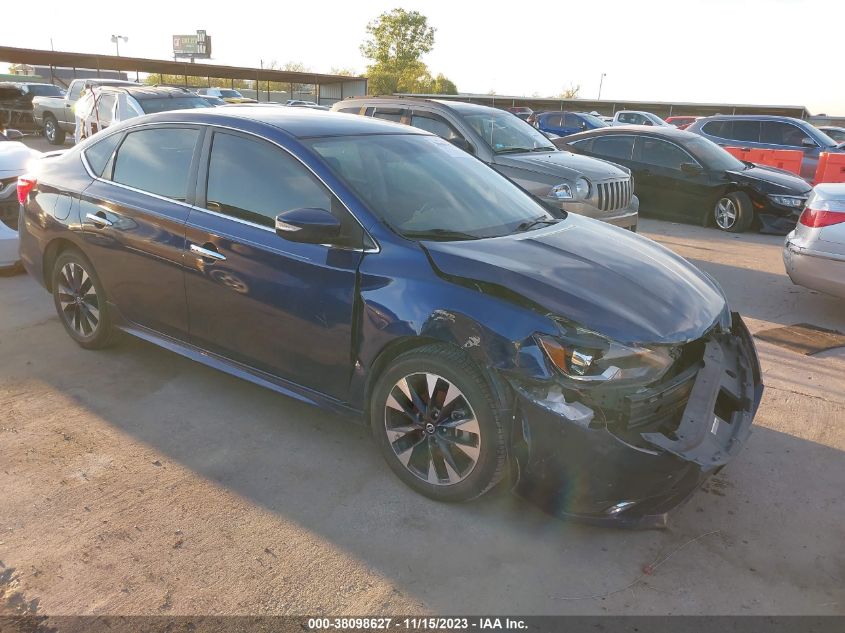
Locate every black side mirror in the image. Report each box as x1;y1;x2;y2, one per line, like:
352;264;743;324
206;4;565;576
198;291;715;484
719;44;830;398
275;208;341;244
680;162;703;175
448;137;474;154
801;137;817;148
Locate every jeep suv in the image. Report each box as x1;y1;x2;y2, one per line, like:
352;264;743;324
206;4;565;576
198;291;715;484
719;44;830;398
686;115;843;181
333;98;639;230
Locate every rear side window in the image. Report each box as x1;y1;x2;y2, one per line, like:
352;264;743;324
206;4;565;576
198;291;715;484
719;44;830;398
702;120;731;138
205;132;332;228
69;82;84;101
111;127;199;200
336;106;361;115
543;113;563;127
96;93;116;123
83;132;122;177
732;120;760;142
591;135;635;161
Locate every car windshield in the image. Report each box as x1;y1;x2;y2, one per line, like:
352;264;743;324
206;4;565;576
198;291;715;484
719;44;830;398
27;84;64;97
810;127;839;148
137;97;213;113
219;89;243;98
461;109;556;154
684;136;746;171
307;134;559;241
579;113;609;128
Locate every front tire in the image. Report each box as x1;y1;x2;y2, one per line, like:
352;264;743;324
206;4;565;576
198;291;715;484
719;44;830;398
714;191;753;233
52;249;113;349
370;344;507;502
43;115;66;145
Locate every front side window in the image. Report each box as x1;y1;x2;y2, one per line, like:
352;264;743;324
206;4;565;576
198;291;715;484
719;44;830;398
636;137;695;170
760;121;814;147
591;135;635;161
69;82;84;101
732;120;761;142
371;108;405;123
461;108;555;154
218;89;243;99
564;113;585;129
336;106;361;115
205;132;332;229
410;112;462;141
111;127;199;200
308;134;556;241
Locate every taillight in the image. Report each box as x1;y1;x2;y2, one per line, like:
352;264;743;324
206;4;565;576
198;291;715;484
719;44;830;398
17;175;36;204
799;207;845;228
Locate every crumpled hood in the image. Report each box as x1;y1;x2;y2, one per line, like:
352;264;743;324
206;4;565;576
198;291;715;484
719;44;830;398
495;150;629;181
423;216;728;345
0;142;41;175
727;164;812;195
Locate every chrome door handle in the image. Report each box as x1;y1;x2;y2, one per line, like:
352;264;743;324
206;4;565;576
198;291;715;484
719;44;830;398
190;243;226;261
86;212;113;227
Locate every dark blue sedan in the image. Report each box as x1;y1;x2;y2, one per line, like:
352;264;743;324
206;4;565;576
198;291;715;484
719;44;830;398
17;106;762;526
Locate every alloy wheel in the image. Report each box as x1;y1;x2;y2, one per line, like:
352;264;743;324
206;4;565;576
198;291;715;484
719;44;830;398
715;197;737;229
44;119;56;142
57;262;100;337
384;372;481;486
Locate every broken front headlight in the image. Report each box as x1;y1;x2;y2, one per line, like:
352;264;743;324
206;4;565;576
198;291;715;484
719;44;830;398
536;334;677;385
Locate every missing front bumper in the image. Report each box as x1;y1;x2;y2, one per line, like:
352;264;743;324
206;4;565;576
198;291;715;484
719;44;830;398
509;312;763;528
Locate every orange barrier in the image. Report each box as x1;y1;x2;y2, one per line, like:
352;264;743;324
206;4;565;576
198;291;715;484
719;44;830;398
724;146;750;161
724;147;804;176
768;149;803;175
813;152;845;184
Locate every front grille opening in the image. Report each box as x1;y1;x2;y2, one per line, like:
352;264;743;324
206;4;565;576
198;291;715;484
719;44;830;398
714;388;741;425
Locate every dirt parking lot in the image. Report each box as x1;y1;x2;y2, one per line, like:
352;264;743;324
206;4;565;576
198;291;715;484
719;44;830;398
1;201;843;615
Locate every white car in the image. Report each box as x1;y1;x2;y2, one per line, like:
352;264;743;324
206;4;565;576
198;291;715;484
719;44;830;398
784;183;845;299
75;86;212;142
611;110;672;127
0;131;42;271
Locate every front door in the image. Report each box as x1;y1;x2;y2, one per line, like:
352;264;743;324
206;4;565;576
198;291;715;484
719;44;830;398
184;129;363;400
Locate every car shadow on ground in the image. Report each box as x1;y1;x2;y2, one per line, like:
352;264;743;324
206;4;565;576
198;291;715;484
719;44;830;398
4;319;843;615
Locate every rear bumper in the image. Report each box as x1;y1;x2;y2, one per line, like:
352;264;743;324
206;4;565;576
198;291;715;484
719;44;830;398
510;312;762;528
783;234;845;299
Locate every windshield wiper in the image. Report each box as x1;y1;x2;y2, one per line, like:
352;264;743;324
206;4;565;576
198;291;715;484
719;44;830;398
530;147;556;152
494;147;535;155
515;216;560;232
402;228;480;241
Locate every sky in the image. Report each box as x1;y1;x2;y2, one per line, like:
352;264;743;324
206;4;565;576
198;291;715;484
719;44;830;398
7;0;845;114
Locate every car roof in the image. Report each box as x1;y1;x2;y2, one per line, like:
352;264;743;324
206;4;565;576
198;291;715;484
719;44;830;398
563;125;700;143
97;86;201;99
697;114;807;122
335;96;504;116
138;105;430;138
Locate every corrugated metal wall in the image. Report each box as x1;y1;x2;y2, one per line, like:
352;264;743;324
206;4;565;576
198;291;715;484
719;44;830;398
319;80;367;105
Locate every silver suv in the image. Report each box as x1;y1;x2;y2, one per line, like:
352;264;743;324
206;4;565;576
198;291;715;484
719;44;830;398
333;98;639;231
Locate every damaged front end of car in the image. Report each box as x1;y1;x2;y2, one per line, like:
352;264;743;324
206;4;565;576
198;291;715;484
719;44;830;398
507;311;763;528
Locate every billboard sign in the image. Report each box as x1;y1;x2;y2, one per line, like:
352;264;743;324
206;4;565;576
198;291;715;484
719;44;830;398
172;30;211;58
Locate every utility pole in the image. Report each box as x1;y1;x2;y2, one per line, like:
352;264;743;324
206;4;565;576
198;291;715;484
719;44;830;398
598;73;606;100
110;35;128;57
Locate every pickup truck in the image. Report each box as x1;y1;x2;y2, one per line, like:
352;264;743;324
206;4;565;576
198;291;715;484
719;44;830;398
32;78;138;145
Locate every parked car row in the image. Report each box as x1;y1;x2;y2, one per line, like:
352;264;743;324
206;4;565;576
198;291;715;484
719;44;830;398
16;105;764;527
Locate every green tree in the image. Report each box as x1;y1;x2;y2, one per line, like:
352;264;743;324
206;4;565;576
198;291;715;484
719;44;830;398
360;8;456;95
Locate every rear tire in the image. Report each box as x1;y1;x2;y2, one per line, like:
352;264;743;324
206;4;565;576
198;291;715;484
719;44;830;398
43;115;66;145
370;344;507;502
714;191;753;233
51;249;113;349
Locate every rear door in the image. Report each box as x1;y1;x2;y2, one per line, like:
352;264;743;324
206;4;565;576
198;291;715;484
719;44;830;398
184;129;363;399
79;125;202;338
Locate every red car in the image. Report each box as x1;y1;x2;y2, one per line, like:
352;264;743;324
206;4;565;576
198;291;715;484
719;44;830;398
665;116;700;130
